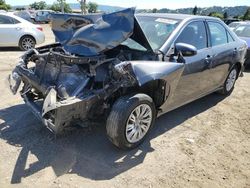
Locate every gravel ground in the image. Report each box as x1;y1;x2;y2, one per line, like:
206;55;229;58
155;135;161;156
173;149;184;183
0;25;249;188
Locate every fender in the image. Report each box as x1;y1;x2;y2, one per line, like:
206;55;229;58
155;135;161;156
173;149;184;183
115;60;185;105
129;61;185;86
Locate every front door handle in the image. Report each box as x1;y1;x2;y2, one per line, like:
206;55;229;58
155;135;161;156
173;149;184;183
16;27;21;30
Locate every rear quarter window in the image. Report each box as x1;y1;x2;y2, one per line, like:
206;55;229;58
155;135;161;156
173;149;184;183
0;15;20;24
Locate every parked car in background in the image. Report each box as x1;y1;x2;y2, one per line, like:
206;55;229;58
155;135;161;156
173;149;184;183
0;13;45;50
8;8;247;149
34;10;54;23
234;23;250;67
224;18;241;25
228;21;244;30
13;10;35;23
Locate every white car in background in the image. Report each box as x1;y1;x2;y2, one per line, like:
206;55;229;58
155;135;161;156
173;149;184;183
0;13;45;50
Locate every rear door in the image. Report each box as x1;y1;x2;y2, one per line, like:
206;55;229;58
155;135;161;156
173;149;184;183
206;21;237;89
0;15;21;46
165;20;214;109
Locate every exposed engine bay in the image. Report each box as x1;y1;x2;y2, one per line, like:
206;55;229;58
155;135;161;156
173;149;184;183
9;42;158;133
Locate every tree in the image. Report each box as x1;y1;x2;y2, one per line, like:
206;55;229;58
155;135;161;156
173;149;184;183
88;2;98;13
15;7;25;11
243;7;250;20
56;0;64;13
0;0;11;11
192;6;198;15
208;12;223;19
78;0;87;14
30;1;47;10
223;11;228;19
152;8;157;13
50;0;72;13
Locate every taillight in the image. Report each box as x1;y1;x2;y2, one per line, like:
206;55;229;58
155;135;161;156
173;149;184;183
36;26;43;32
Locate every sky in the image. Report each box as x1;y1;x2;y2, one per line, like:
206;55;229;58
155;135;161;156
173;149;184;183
6;0;250;9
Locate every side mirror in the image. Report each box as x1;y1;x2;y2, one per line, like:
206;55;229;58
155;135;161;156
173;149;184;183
175;43;197;57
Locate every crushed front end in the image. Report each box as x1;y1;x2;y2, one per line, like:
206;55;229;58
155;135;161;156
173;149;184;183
7;8;160;134
8;44;138;134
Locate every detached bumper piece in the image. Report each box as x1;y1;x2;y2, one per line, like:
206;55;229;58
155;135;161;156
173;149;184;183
21;89;98;134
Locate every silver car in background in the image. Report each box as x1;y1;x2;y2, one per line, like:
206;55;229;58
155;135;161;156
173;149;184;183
0;13;45;50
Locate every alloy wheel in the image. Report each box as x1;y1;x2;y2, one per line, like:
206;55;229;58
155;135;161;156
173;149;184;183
226;69;237;92
125;104;153;143
21;37;35;50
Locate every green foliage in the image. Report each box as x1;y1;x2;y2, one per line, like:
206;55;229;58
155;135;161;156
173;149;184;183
193;6;198;15
30;1;47;10
243;7;250;20
0;0;11;10
88;2;98;13
49;1;72;13
15;7;25;11
208;12;224;19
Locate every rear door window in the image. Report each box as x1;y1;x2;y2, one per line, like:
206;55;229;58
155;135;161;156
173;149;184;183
227;32;235;43
208;22;228;46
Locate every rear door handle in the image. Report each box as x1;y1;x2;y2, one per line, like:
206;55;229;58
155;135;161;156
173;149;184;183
205;55;212;63
16;27;21;30
205;55;213;68
233;48;237;55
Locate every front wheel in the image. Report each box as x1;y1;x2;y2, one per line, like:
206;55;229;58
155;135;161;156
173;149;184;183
106;93;156;149
219;66;238;95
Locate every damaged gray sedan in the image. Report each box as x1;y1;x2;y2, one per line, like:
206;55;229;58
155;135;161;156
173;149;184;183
8;8;247;149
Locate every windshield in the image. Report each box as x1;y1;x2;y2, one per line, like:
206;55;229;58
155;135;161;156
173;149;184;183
135;16;180;50
234;25;250;37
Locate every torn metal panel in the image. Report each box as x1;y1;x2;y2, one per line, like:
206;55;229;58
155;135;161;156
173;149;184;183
131;61;185;86
51;8;136;56
115;61;185;86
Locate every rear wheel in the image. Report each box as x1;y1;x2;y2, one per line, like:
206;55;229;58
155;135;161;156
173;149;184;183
19;36;36;51
219;66;238;95
106;93;156;149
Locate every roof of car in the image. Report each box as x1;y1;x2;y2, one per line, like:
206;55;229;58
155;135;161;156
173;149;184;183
136;13;218;21
239;22;250;25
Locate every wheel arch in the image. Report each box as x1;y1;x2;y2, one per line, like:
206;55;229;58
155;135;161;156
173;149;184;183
139;79;170;108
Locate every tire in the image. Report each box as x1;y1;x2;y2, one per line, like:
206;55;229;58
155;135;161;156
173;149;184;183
219;66;238;95
19;36;36;51
106;93;156;149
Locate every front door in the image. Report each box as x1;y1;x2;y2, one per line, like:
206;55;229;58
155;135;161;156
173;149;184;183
162;20;213;111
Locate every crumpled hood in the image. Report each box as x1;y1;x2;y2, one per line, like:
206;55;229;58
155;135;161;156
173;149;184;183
50;8;152;56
